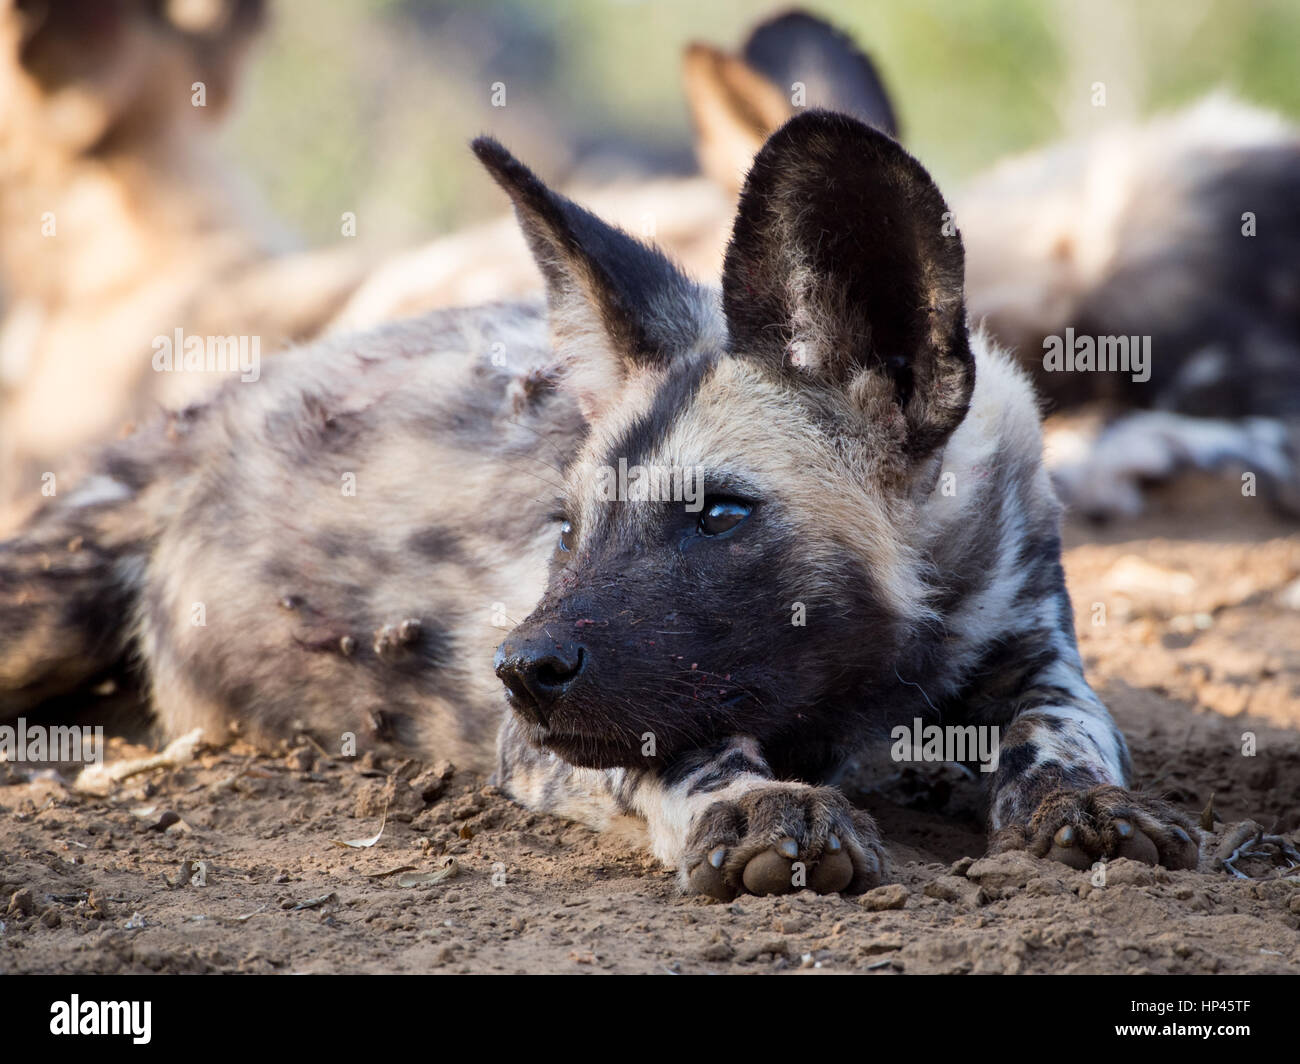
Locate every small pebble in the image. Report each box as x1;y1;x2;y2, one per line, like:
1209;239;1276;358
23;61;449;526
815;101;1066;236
860;883;908;911
6;888;33;916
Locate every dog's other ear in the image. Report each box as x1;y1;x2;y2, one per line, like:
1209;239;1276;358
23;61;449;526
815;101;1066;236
683;11;900;195
472;137;714;419
682;42;794;194
722;110;972;460
742;10;899;139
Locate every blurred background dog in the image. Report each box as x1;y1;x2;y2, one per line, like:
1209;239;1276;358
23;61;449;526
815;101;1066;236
3;1;1298;531
0;0;368;530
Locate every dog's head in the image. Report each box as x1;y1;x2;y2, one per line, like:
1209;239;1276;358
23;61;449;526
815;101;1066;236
2;0;263;163
483;111;973;772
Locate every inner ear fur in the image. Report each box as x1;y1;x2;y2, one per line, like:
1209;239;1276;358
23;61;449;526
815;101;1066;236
721;110;973;459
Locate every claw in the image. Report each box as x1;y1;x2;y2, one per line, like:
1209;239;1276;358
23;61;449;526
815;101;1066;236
1166;825;1200;871
777;838;799;860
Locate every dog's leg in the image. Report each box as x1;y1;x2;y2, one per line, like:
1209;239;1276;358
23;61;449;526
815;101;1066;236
638;739;886;901
1046;409;1300;518
981;646;1200;871
496;717;884;899
0;418;187;715
0;472;156;714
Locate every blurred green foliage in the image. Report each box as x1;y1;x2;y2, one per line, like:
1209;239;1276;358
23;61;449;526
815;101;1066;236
220;0;1300;249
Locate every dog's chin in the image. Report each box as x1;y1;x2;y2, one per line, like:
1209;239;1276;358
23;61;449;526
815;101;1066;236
514;718;644;770
544;737;639;769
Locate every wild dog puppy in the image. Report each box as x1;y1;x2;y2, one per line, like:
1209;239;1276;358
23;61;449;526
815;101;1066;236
0;112;1199;896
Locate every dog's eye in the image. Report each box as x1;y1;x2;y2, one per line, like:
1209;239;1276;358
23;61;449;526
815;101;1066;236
558;520;574;553
698;498;752;536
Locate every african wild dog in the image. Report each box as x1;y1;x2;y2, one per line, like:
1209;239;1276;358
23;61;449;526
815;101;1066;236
0;111;1200;897
957;94;1300;519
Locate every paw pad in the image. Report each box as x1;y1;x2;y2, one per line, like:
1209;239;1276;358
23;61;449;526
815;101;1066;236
1008;785;1201;871
685;788;884;900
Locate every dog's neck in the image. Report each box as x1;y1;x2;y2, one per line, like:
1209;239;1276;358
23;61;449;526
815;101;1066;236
2;126;286;309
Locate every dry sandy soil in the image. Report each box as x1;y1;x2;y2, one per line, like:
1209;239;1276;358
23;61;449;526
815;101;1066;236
2;485;1298;975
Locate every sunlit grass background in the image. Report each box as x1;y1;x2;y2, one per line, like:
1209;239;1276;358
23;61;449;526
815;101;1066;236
220;0;1300;250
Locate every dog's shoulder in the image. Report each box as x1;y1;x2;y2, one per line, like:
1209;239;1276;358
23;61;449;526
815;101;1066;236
915;329;1072;699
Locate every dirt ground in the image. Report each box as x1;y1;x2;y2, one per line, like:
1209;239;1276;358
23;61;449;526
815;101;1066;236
2;483;1299;975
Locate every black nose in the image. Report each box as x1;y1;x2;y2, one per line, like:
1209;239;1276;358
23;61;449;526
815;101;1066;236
494;637;587;726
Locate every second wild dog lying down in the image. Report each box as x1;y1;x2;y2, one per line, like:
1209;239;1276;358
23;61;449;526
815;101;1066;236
0;112;1200;897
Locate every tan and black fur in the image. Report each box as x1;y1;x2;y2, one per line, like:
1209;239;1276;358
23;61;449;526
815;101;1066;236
0;111;1199;896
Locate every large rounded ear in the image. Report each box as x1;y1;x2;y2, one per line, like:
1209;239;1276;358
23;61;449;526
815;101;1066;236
472;137;716;419
722;110;973;460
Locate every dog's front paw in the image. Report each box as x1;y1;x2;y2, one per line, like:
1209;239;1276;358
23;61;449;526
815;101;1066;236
993;784;1200;871
683;784;884;900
